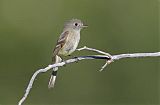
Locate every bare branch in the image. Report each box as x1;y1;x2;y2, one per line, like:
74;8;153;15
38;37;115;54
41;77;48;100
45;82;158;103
77;46;112;57
112;52;160;60
18;46;160;105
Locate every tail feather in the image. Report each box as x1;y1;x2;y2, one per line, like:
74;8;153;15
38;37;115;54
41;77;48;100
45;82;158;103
48;71;57;88
48;55;62;89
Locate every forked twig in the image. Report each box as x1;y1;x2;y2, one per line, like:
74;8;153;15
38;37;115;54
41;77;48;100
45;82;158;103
18;46;160;105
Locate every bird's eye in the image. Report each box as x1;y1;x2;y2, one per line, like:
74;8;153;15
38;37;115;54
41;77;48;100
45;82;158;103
75;23;78;26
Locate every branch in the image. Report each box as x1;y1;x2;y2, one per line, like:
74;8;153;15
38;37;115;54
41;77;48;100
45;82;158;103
18;46;160;105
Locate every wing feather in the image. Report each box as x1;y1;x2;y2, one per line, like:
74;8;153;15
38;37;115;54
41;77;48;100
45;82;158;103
52;31;69;62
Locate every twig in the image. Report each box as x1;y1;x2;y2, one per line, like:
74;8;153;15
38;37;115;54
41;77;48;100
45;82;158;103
112;52;160;60
18;46;160;105
77;46;112;57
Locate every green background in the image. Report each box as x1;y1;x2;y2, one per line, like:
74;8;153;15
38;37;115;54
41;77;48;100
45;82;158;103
0;0;159;105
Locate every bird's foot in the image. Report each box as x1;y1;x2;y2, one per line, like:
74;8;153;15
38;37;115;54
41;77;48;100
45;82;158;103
73;56;79;63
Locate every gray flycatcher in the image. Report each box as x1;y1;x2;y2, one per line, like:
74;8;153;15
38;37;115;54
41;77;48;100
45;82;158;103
48;19;87;88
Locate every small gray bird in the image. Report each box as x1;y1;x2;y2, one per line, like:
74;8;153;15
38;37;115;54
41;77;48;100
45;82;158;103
48;19;87;88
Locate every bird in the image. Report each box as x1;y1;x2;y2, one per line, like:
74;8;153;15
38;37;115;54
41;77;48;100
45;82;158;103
48;19;88;88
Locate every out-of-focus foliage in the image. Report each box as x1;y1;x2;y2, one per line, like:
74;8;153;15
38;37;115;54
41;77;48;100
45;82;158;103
0;0;159;104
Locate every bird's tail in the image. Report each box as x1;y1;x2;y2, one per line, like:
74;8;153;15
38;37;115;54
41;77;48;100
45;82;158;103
48;55;62;88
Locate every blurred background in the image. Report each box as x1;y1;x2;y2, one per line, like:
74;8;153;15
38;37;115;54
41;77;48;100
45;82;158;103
0;0;159;105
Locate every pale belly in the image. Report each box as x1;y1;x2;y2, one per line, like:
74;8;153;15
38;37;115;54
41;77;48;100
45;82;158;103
58;33;80;56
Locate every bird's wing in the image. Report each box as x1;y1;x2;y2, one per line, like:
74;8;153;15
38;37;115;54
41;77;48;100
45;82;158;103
52;31;69;62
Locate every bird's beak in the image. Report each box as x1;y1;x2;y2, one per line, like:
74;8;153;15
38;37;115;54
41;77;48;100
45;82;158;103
82;24;88;28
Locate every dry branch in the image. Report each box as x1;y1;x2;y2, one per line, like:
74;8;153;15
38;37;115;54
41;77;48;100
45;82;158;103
18;46;160;105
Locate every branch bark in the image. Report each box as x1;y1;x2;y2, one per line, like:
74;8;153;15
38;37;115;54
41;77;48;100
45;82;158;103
18;46;160;105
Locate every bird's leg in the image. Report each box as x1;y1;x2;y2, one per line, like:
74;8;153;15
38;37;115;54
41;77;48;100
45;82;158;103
73;56;79;63
67;55;80;63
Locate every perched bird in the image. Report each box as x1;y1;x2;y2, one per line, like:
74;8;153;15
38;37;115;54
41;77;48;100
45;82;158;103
48;19;88;88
